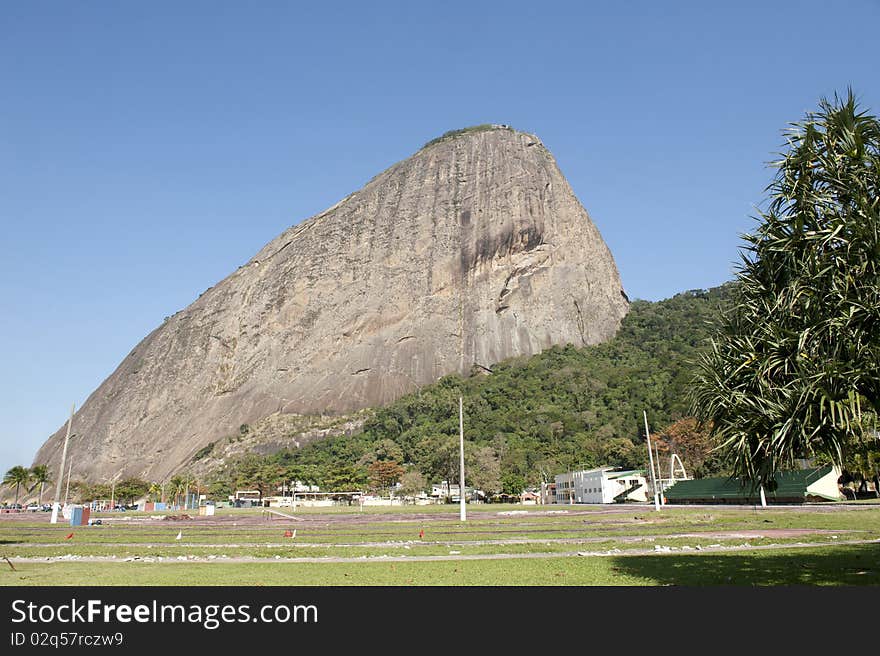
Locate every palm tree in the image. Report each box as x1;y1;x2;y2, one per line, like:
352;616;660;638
29;465;51;505
691;90;880;487
168;474;186;508
3;466;31;506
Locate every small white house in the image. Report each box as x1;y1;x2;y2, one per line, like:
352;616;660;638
554;467;648;504
430;481;475;501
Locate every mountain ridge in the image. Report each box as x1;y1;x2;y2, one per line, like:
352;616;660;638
34;125;629;482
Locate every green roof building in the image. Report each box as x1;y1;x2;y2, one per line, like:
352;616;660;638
663;465;842;504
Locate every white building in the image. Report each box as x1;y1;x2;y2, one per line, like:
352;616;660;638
430;481;475;501
554;467;648;504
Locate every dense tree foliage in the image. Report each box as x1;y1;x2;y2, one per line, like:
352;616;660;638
398;470;427;499
28;464;51;505
3;466;31;506
653;417;724;480
691;92;880;488
207;285;732;493
70;477;151;505
367;460;405;494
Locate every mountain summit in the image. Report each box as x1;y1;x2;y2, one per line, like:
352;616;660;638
34;125;629;481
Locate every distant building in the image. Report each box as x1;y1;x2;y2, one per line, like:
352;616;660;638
430;481;476;502
265;492;361;508
663;465;842;504
272;481;320;497
553;467;648;504
540;482;557;505
232;490;263;507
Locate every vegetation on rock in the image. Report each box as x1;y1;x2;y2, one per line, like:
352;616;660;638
205;285;734;495
421;124;513;149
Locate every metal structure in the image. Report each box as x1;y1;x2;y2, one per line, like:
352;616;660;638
657;453;692;495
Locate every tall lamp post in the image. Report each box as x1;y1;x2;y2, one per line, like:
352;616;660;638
109;470;123;512
644;411;661;512
459;396;466;522
63;459;74;506
50;404;75;524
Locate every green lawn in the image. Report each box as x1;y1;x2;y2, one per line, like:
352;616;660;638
2;504;879;585
3;544;878;585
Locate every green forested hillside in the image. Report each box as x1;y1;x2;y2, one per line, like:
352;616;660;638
208;285;733;496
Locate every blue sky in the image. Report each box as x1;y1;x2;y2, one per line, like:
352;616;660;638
2;1;878;476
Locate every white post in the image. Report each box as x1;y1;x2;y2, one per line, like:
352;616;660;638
644;411;660;511
109;470;122;512
759;485;767;508
63;459;73;505
655;443;664;505
50;404;75;524
459;396;466;522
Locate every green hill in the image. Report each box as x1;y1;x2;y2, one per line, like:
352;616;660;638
208;284;734;496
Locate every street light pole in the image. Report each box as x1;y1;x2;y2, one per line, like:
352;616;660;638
655;442;664;505
644;411;661;511
50;404;75;524
459;396;466;522
109;470;123;512
63;459;73;505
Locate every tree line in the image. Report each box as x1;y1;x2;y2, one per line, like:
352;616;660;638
201;285;735;499
2;465;52;506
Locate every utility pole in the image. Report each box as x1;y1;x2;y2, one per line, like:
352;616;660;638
109;470;123;512
644;411;660;511
63;459;73;505
50;404;75;524
459;396;466;522
655;442;664;505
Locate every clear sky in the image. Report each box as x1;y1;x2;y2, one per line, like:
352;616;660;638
2;1;878;476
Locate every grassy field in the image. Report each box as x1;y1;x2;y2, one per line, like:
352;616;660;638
2;503;879;586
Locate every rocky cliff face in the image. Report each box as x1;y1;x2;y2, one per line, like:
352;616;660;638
33;126;629;482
